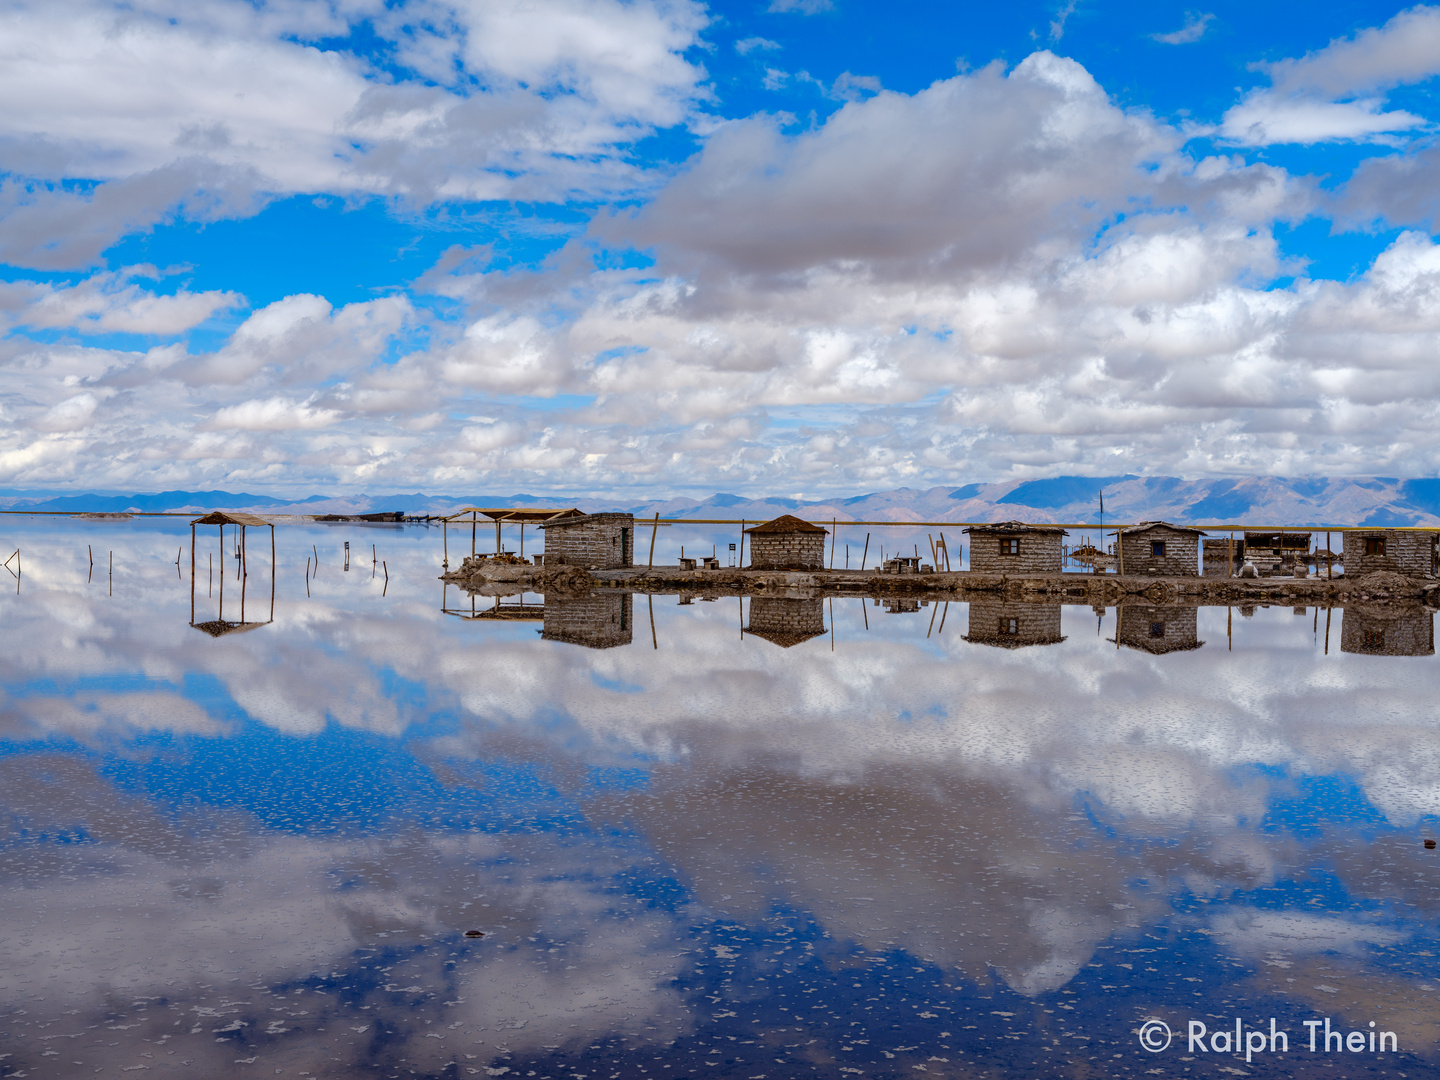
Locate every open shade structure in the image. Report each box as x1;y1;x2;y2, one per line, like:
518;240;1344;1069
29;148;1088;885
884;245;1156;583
189;511;275;633
440;507;584;567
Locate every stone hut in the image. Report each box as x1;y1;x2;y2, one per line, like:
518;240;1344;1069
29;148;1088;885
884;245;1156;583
744;515;828;570
963;597;1065;649
542;593;633;650
963;521;1067;574
744;596;825;647
1115;605;1202;654
1114;522;1205;577
539;512;634;570
1341;607;1435;656
1342;529;1439;578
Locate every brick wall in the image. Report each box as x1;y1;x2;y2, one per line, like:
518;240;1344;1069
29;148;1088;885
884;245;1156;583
749;533;825;570
1119;528;1201;577
541;513;634;570
542;593;633;649
967;533;1063;575
1343;530;1439;577
745;597;825;646
963;597;1064;648
1116;605;1201;653
1341;609;1435;656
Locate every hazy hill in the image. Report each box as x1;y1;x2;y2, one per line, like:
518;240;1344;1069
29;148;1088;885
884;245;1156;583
4;476;1440;526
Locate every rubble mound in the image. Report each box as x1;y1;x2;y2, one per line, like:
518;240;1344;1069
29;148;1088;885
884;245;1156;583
443;556;595;596
1341;570;1424;599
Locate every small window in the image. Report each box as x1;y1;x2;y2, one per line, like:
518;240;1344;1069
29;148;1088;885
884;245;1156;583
1365;537;1386;557
1150;540;1166;558
1000;538;1020;556
1363;628;1385;649
999;617;1019;635
1150;621;1165;638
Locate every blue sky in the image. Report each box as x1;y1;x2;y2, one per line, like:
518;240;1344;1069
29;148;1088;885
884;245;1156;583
3;0;1440;497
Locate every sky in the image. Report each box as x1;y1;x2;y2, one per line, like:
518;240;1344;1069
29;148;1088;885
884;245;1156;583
4;1;1440;499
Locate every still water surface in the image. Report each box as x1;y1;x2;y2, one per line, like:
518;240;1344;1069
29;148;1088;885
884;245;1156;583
2;517;1439;1079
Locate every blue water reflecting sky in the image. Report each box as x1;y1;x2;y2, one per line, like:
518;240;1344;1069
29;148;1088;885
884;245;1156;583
1;517;1438;1078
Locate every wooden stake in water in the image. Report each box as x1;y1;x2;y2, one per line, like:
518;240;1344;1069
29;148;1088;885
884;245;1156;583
860;533;869;570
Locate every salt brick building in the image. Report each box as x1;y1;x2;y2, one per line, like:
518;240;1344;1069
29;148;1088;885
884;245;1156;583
745;515;828;570
963;521;1067;574
744;596;825;647
1341;608;1435;656
1342;529;1440;577
542;593;633;649
963;597;1065;649
1115;605;1202;654
539;513;634;570
1114;522;1205;577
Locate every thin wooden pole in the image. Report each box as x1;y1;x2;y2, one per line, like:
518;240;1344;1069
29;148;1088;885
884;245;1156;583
443;517;448;569
860;532;869;570
520;523;524;561
1227;605;1232;651
1327;530;1332;579
939;532;951;571
830;596;835;651
937;600;949;634
649;594;657;650
738;519;745;568
649;513;660;567
861;597;868;630
495;517;500;556
218;525;224;619
1227;529;1234;578
270;525;276;622
830;519;837;569
240;525;247;624
1324;605;1331;655
190;524;196;625
1117;528;1125;576
472;511;477;556
927;600;938;638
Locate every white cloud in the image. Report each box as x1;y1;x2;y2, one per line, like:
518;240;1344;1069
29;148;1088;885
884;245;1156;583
0;0;712;269
3;268;242;336
1152;12;1214;45
208;396;343;431
1219;6;1440;146
735;36;781;55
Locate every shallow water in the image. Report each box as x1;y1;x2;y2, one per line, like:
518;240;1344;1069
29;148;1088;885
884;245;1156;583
2;516;1439;1079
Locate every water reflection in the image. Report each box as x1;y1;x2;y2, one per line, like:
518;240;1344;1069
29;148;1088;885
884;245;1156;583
2;517;1440;1078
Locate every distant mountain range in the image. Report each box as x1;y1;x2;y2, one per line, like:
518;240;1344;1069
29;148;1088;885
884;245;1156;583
5;476;1440;526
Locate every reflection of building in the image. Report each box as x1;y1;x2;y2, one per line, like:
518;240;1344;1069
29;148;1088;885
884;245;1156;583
744;596;825;647
882;597;922;613
963;597;1065;648
542;593;633;649
1114;522;1205;577
744;515;828;570
539;513;634;569
1343;529;1439;578
963;521;1067;574
1341;608;1435;656
1115;605;1202;654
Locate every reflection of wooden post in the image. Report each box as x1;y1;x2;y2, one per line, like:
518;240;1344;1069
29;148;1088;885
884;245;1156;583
190;523;196;625
1227;605;1232;651
649;594;657;650
1324;605;1331;654
270;524;276;622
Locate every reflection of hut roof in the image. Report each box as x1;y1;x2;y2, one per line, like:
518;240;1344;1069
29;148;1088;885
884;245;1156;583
962;520;1067;535
743;626;825;648
191;511;272;526
744;514;828;535
448;507;584;523
191;619;269;637
1114;520;1206;536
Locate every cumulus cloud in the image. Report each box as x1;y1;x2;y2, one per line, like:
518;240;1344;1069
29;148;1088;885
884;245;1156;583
0;0;712;269
0;267;242;336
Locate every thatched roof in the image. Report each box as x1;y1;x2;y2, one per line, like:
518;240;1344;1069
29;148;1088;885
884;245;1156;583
191;619;270;637
963;520;1067;536
191;511;272;527
1114;520;1206;537
449;507;584;523
744;626;825;648
744;514;828;535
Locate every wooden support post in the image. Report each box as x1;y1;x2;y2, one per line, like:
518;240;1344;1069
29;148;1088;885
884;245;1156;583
495;517;501;556
472;511;477;557
218;525;224;620
860;532;869;571
520;523;524;561
830;519;837;569
1327;530;1332;579
443;517;448;569
1116;529;1125;576
240;525;247;624
649;513;660;567
738;519;745;568
1228;529;1234;578
270;524;276;622
190;524;195;625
